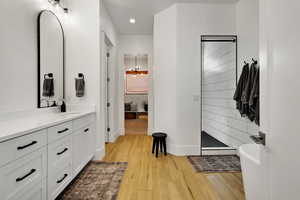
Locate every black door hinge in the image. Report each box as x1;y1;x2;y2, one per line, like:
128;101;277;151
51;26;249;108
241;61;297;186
107;128;110;132
107;102;110;107
106;53;110;57
107;78;110;82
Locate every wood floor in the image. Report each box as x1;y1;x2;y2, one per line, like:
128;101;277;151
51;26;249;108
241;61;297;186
125;115;148;135
103;135;245;200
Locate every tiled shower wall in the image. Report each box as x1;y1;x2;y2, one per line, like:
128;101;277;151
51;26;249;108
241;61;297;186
202;41;258;148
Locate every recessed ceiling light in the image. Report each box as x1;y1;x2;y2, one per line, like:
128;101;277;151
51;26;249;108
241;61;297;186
129;18;136;24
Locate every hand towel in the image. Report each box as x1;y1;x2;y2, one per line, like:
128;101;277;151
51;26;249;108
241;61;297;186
242;62;258;121
42;78;54;97
75;78;85;97
249;69;260;125
233;63;249;116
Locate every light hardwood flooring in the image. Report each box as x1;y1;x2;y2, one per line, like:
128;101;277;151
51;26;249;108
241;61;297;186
103;135;245;200
125;115;148;135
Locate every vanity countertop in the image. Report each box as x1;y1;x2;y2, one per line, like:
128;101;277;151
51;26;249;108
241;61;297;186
0;110;96;143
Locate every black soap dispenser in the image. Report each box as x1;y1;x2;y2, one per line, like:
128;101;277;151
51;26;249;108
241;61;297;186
61;101;66;112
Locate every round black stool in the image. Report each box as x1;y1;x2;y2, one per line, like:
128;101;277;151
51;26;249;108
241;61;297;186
152;132;167;157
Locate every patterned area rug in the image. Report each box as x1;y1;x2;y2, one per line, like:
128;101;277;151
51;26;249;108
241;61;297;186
58;162;128;200
187;155;241;173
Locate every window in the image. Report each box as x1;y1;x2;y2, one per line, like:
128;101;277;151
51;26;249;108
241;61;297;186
125;71;148;94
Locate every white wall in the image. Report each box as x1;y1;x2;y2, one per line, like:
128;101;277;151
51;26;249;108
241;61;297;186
0;0;104;159
100;0;117;46
260;0;300;199
154;3;236;155
236;0;260;138
118;35;153;134
0;0;55;112
236;0;259;70
201;0;260;148
100;0;119;142
153;4;178;153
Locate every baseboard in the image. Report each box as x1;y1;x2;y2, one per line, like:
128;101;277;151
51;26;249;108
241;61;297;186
93;147;105;161
168;144;201;156
147;127;154;136
201;147;237;155
119;127;125;136
110;131;120;143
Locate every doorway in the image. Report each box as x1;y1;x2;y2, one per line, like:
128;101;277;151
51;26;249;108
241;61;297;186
200;35;238;155
124;54;149;135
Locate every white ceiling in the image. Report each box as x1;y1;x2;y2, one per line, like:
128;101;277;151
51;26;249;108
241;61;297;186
103;0;238;35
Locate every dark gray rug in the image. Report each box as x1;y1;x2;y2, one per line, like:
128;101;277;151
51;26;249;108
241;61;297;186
57;162;128;200
187;155;241;173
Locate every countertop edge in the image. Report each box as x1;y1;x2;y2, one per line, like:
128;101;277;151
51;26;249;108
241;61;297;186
0;111;96;143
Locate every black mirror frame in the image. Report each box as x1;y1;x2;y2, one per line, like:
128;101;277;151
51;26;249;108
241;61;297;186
37;10;65;108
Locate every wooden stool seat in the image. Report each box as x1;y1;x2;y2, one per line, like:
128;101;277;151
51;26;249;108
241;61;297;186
152;132;167;157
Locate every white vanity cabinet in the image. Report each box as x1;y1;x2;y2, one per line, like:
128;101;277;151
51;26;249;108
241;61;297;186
0;113;96;200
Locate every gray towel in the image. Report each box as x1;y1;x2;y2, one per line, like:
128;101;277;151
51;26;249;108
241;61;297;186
249;69;260;125
234;63;249;116
241;62;258;121
75;78;85;97
42;78;54;97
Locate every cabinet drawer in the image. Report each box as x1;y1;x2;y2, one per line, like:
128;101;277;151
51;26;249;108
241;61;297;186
73;114;95;131
48;135;72;173
0;147;47;200
48;121;72;143
48;162;72;200
0;130;47;167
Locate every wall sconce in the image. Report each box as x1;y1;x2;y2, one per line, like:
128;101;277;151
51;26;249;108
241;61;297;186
48;0;69;13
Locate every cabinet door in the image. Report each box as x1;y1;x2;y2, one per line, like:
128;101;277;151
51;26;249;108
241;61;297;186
48;135;72;174
48;162;72;200
9;179;46;200
72;124;95;177
85;123;96;160
0;148;47;200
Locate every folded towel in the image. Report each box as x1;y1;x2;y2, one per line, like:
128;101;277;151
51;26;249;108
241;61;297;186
42;78;54;97
75;78;85;97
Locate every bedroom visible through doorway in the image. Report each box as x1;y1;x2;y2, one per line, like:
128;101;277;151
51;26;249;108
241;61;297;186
124;54;149;135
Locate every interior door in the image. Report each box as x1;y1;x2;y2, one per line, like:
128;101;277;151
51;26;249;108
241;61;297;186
260;0;300;199
105;50;110;143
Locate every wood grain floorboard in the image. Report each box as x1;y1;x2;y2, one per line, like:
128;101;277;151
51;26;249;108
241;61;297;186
103;135;245;200
125;115;148;135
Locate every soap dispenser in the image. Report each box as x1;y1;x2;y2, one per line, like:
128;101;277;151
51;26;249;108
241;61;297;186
61;101;66;112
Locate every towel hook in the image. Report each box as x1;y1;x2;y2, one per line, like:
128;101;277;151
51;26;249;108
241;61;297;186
78;73;84;79
44;73;53;79
252;58;258;64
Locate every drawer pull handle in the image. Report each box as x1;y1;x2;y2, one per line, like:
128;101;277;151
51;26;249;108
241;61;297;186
16;169;36;182
84;128;89;132
17;141;37;150
57;174;68;184
57;148;68;155
58;128;69;134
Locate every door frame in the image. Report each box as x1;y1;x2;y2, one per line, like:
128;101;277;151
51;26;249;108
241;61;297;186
200;35;238;155
119;54;154;136
101;31;114;143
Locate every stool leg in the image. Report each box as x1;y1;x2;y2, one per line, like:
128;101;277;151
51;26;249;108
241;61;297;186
160;139;163;153
163;138;167;155
155;139;159;157
152;138;156;154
